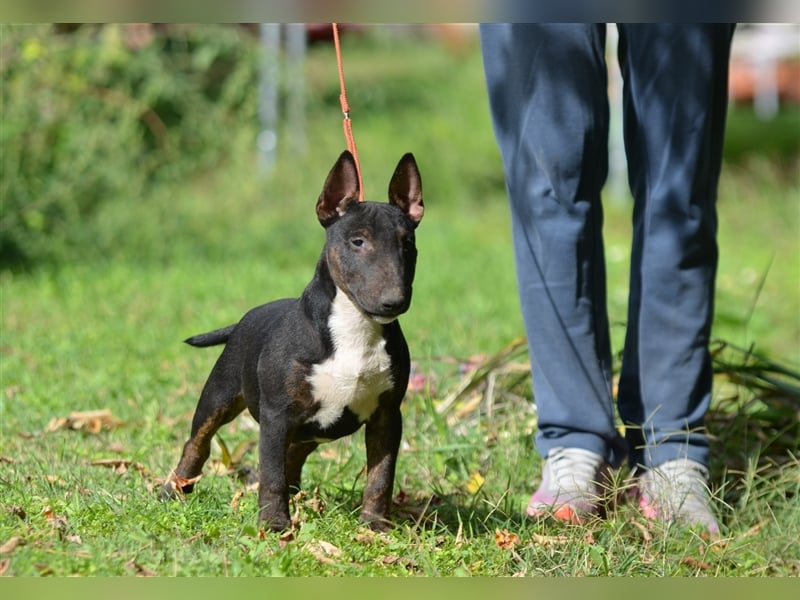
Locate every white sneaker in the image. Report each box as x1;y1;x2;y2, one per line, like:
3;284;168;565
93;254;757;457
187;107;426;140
527;446;611;523
637;458;720;535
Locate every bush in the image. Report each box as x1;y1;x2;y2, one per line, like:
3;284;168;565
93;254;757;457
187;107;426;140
0;24;260;270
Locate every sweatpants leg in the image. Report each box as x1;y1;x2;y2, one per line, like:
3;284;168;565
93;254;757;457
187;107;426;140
615;24;735;470
480;23;627;467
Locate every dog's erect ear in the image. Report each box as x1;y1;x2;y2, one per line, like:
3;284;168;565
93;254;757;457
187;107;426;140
317;150;361;226
388;153;424;227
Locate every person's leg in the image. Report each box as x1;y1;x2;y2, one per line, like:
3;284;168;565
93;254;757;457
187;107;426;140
616;23;735;533
480;23;627;518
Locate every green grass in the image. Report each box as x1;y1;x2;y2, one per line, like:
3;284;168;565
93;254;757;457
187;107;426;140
1;28;799;577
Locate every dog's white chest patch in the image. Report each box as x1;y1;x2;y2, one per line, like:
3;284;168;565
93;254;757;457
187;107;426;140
307;289;394;429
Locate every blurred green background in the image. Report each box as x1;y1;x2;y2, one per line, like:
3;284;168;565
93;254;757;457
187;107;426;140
2;24;797;362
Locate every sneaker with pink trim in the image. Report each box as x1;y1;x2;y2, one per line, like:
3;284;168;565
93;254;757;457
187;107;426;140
637;458;720;536
527;446;611;523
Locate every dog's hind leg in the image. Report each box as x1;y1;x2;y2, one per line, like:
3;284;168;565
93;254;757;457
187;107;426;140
159;360;246;500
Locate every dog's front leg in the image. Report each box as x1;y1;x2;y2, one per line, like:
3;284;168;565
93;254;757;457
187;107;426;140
361;401;403;531
257;403;293;532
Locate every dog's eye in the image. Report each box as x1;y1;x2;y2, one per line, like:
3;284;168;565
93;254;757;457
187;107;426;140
351;238;365;248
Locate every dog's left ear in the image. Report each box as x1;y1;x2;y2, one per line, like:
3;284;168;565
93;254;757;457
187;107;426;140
388;153;424;228
317;150;361;227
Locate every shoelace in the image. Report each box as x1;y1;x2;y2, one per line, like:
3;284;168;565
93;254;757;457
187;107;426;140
549;447;604;491
643;459;711;511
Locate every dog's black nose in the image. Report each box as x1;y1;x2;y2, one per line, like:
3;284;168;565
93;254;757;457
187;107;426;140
379;293;408;316
381;299;406;314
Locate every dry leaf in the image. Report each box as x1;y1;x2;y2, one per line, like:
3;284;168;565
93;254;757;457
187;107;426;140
90;458;147;476
0;536;22;555
494;528;520;550
42;506;68;528
45;417;68;432
679;557;711;571
0;456;16;464
531;532;568;547
629;519;653;542
45;409;119;434
230;489;246;509
126;558;157;577
304;486;326;516
305;540;342;565
8;506;26;521
378;555;417;571
353;527;391;546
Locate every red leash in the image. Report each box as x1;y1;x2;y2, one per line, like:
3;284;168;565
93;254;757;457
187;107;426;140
332;23;365;201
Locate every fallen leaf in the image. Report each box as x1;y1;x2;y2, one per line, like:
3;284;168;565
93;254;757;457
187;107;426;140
90;458;147;476
0;536;22;555
0;456;15;464
353;527;391;546
305;540;342;565
466;472;485;494
629;519;653;542
42;505;69;533
45;409;119;434
305;486;326;515
126;558;157;577
741;519;768;539
230;489;246;509
7;506;26;521
679;557;711;571
377;555;417;571
531;533;568;547
494;528;520;550
45;417;69;432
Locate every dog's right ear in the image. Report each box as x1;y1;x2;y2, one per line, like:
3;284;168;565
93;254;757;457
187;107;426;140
316;150;361;227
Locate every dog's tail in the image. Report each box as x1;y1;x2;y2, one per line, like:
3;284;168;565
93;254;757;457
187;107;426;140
184;325;236;347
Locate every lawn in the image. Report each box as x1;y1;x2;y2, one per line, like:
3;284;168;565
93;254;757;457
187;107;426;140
1;26;799;577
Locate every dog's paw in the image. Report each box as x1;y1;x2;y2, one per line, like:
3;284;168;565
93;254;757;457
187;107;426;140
158;473;202;500
360;511;393;533
259;514;293;533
